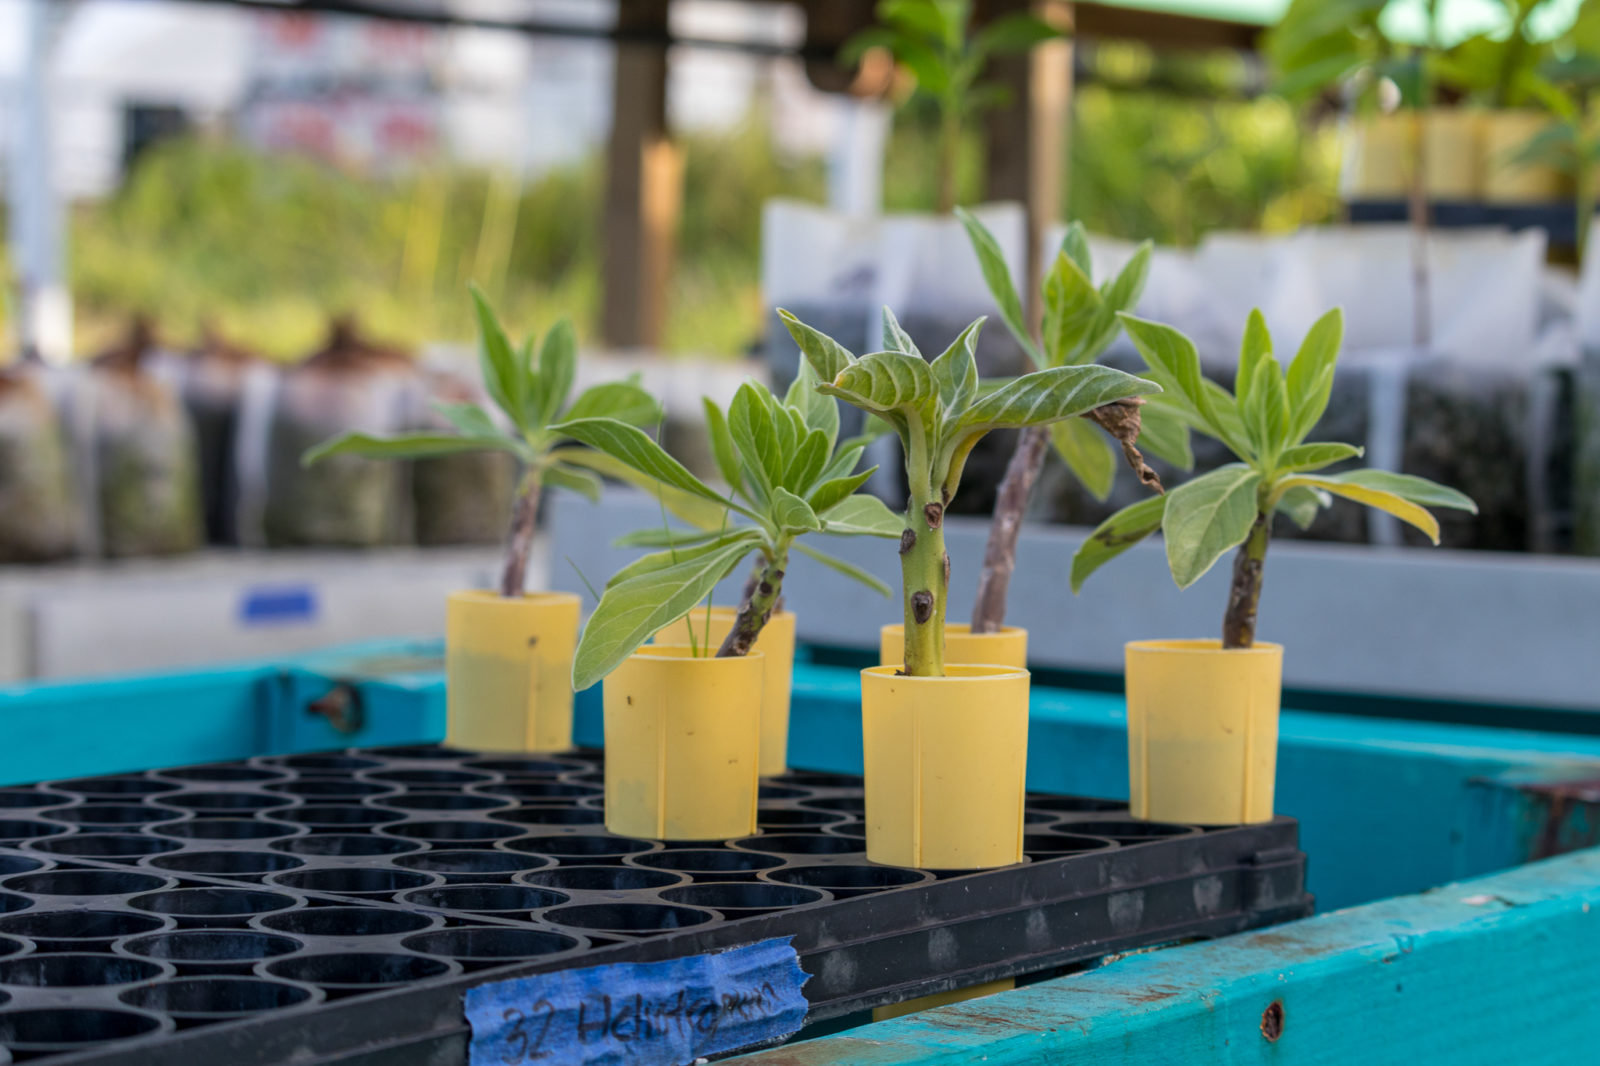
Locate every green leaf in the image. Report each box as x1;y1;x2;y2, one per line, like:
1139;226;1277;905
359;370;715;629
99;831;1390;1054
817;494;904;538
783;362;840;447
1275;473;1443;544
1119;313;1238;450
605;535;754;590
782;428;832;495
1136;398;1194;470
1050;418;1117;501
1242;356;1291;460
794;541;892;597
1236;309;1272;409
728;382;783;498
1070;494;1167;593
561;379;660;427
469;284;526;431
1041;251;1104;368
818;351;939;433
550;418;736;510
881;306;922;358
541;462;602;503
1075;243;1150;361
1275;484;1328;530
816;442;867;485
1276;442;1362;474
955;207;1041;367
807;466;877;515
930;317;982;418
302;431;509;467
954;364;1160;435
1285;308;1344;445
974;12;1061;56
1162;463;1262;589
878;0;950;43
1058;221;1092;276
771;486;823;535
534;318;577;428
573;539;755;690
701;398;743;491
430;401;502;441
551;447;733;530
613;526;730;550
778;308;856;382
1316;469;1477;512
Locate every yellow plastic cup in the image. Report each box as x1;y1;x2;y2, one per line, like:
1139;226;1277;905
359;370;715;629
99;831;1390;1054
860;664;1030;869
1124;640;1283;826
444;590;580;753
654;607;796;776
879;623;1027;670
603;645;764;841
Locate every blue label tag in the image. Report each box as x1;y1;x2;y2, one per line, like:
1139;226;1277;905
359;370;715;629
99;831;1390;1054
239;586;317;626
465;937;809;1066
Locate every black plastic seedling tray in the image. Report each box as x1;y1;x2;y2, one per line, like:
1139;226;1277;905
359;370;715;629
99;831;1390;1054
0;746;1312;1064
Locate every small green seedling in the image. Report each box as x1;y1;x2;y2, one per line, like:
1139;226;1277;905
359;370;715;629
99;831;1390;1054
957;207;1185;633
304;286;659;598
561;369;904;691
784;305;1161;677
1071;309;1477;647
841;0;1063;212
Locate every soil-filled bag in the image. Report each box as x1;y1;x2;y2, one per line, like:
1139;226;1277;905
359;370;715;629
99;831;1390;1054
0;362;80;563
87;326;204;558
177;327;266;545
410;364;515;547
261;321;418;548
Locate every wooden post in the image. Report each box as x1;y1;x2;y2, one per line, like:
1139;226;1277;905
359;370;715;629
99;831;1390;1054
603;0;677;350
979;0;1074;327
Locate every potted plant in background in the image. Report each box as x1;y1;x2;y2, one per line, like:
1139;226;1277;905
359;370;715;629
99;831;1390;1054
903;208;1182;670
558;371;902;840
785;305;1160;868
304;287;659;754
1071;308;1475;825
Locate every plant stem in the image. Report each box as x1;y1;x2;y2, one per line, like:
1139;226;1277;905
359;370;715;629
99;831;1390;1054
900;482;948;676
1222;513;1270;650
1407;106;1432;351
971;424;1049;633
498;470;541;598
717;547;788;657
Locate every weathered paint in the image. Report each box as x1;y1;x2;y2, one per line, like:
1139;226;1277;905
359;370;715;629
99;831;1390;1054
729;846;1600;1065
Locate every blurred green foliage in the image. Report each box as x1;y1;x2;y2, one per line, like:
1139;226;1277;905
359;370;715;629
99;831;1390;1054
46;78;1336;362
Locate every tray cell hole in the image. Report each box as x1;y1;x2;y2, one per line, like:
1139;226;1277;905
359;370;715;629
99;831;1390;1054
152;851;305;877
379;793;510;812
31;833;181;860
273;755;383;772
0;954;167;988
509;835;654;862
772;772;859;787
766;864;929;898
400;884;568;915
1026;796;1127;813
0;895;28;917
520;866;683;891
463;758;577;775
401;928;577;971
800;796;864;813
1061;821;1193;842
367;769;490;786
266;952;453;998
756;809;843;829
278;806;402;828
757;784;808;800
544;903;712;935
120;977;314;1027
0;1008;163;1050
383;820;524;844
273;835;422;858
633;850;782;876
45;805;180;828
54;777;178;797
0;822;66;843
479;782;599;800
734;834;860;856
0;859;41;878
266;780;396;800
0;911;167;944
271;869;439;896
0;792;72;810
5;870;169;897
164;819;296;841
122;931;303;975
493;806;604;827
660;882;825;917
363;745;462;760
392;851;547;879
163;793;293;814
261;907;435;938
1022;833;1120;856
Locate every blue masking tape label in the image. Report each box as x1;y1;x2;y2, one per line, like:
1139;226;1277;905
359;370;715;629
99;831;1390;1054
240;585;318;625
465;937;809;1066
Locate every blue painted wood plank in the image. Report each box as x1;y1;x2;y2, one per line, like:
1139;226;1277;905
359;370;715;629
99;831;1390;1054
731;846;1600;1065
